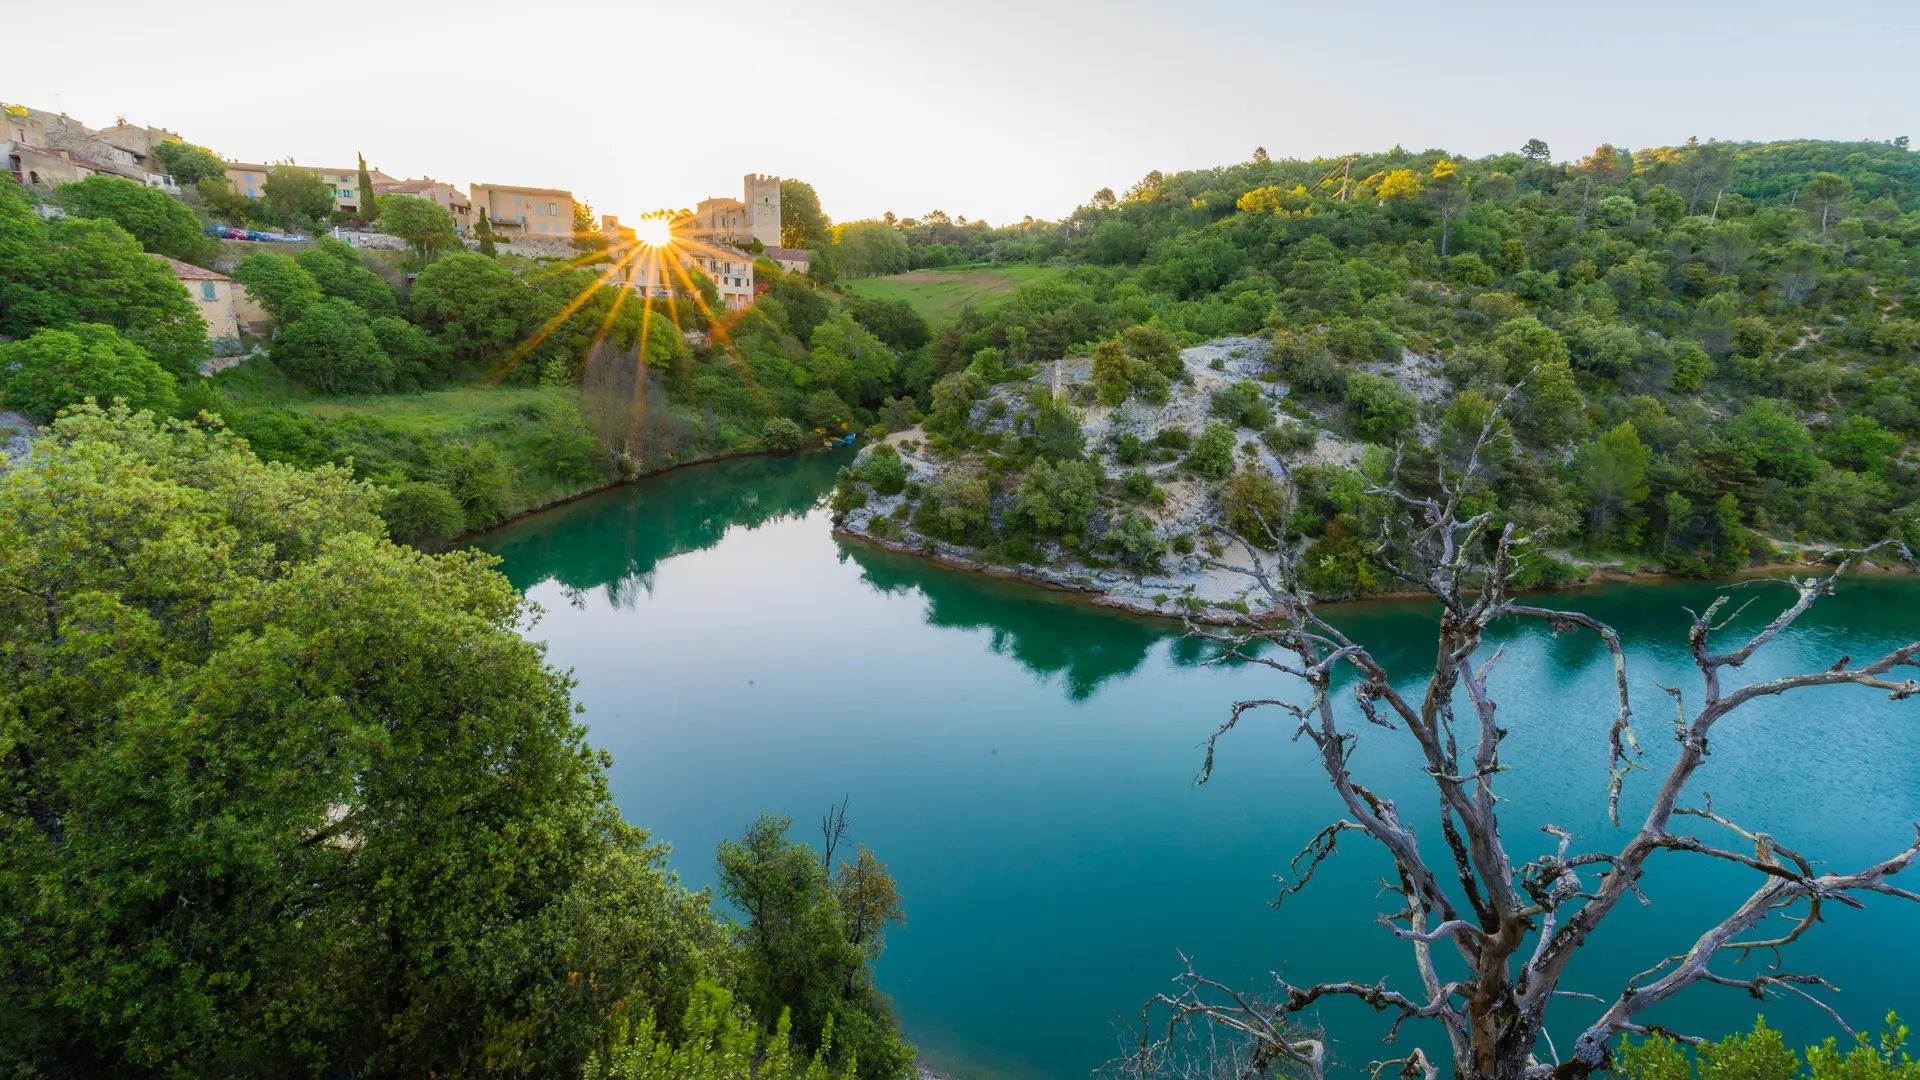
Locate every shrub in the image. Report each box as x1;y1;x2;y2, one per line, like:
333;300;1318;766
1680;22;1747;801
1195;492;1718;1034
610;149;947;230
1010;458;1101;544
912;472;991;543
0;323;178;420
860;444;908;495
877;396;919;430
1210;381;1273;429
1261;421;1318;453
968;346;1007;383
1103;512;1164;571
380;481;465;547
829;466;867;513
1344;371;1416;443
535;396;603;481
1153;426;1192;451
274;298;394;395
761;416;808;450
1122;469;1156;500
1122;324;1183;378
1185;422;1237;479
425;440;514;528
1220;469;1287;545
1113;431;1147;465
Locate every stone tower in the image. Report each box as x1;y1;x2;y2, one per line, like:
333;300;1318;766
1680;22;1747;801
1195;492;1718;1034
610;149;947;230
744;174;782;249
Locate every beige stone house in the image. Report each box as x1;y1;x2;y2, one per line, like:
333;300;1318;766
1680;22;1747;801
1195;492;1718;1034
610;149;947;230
151;254;241;345
224;161;397;215
470;182;573;238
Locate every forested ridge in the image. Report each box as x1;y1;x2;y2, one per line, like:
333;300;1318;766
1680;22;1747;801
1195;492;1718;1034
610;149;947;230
823;138;1920;582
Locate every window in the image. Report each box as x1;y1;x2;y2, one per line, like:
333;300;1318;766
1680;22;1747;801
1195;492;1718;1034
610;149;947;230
514;195;521;206
539;223;547;233
201;282;217;300
549;202;557;214
243;172;254;181
246;188;255;197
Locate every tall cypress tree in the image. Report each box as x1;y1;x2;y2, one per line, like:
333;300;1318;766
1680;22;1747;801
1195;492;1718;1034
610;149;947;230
357;152;377;223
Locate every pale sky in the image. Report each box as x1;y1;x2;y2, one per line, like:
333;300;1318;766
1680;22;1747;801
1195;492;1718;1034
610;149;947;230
10;0;1916;227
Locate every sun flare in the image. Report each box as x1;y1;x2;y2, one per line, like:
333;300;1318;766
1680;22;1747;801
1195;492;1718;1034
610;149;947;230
635;216;674;247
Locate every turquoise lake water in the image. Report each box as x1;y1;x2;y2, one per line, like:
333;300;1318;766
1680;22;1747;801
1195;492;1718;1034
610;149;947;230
475;451;1920;1080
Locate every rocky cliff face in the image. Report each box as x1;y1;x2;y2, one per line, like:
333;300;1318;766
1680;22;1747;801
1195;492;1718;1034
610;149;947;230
833;336;1421;621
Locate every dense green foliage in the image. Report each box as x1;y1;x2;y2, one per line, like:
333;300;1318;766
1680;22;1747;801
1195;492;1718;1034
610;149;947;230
0;323;178;419
1615;1015;1918;1080
0;407;917;1077
834;139;1920;584
1;178;209;376
56;174;213;263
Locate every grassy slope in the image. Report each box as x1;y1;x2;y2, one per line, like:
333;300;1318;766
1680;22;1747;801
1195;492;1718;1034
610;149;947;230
212;360;593;515
843;263;1060;322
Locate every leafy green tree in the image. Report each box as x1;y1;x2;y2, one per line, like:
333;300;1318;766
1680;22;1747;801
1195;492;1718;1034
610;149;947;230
40;216;210;376
380;480;465;547
273;297;394;394
0;405;719;1077
924;369;987;440
968;346;1007;383
409;252;527;367
1823;414;1900;475
834;220;910;277
1092;339;1130;405
1015;387;1085;461
377;193;459;260
356;151;376;222
295;236;397;313
1343;371;1416;443
150;140;228;186
762;416;808;450
536;394;604;480
426;439;516;527
1220;468;1287;545
1802;172;1852;236
370;314;446;385
231;251;323;321
1122;324;1183;379
780;180;830;249
805;311;894;406
1104;511;1164;570
912;472;991;543
57;174;212;262
1580;421;1650;543
0;323;178;419
858;444;908;495
260;164;332;225
1185;422;1237;479
715;815;913;1080
1010;458;1100;544
1671;342;1712;392
1727;399;1823;483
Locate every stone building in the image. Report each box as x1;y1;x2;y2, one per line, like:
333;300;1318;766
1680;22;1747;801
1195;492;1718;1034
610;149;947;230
689;174;784;250
223;161;397;214
3;108;179;193
151;254;241;346
471;182;573;237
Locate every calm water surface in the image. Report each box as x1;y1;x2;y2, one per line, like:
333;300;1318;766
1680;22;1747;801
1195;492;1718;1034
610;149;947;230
475;453;1920;1080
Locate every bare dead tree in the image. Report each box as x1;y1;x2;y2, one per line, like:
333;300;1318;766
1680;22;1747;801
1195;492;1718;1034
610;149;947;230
1119;404;1920;1080
821;795;851;870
